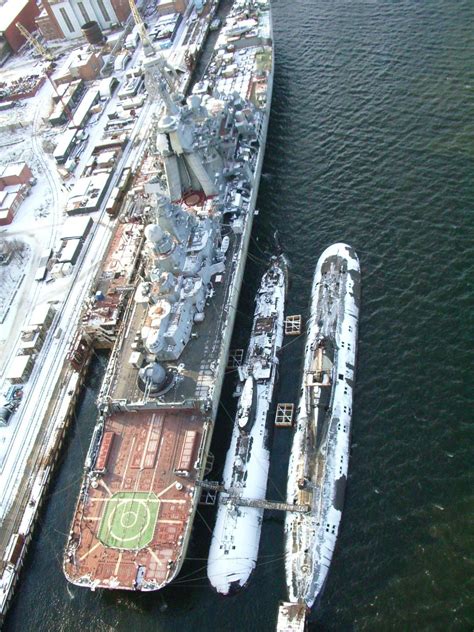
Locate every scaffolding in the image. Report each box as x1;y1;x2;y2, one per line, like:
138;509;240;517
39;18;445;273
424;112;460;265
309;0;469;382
220;495;309;514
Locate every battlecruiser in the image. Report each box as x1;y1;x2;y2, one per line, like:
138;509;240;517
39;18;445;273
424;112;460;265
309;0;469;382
207;258;286;593
64;0;273;592
285;243;360;607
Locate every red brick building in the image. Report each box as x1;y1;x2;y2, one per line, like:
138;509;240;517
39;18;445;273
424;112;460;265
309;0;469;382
0;163;32;225
37;0;131;41
109;0;131;23
0;0;40;53
36;4;63;40
0;163;33;188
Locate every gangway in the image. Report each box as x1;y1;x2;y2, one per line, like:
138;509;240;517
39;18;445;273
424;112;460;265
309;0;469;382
195;479;225;505
195;479;225;492
195;480;309;513
227;348;243;369
275;402;294;427
221;496;309;514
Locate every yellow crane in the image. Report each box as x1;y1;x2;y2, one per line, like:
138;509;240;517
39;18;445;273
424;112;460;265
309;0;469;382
128;0;154;56
15;22;54;62
16;23;75;122
127;0;179;92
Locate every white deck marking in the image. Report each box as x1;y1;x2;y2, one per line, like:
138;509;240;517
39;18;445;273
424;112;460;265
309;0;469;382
159;499;186;504
121;435;136;490
147;547;163;566
149;414;164;493
99;479;113;497
157;481;178;498
79;541;101;562
114;551;123;576
140;414;156;470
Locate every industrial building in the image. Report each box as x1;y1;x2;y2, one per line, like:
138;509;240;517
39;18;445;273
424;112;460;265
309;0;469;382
0;163;33;187
6;355;34;384
0;186;26;226
66;172;112;214
19;326;46;356
35;0;189;41
58;238;83;265
0;0;40;54
49;80;85;126
69;87;100;128
29;303;55;329
60;216;93;241
36;0;131;41
55;49;103;83
0;162;32;225
156;0;189;17
53;129;78;163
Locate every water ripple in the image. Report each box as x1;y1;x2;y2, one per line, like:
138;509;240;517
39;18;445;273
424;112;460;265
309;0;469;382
4;0;474;631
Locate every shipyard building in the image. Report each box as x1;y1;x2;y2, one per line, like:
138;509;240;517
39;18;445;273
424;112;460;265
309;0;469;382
36;0;130;41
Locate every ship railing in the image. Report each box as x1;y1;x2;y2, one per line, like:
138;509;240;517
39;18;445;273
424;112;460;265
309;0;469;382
106;397;209;413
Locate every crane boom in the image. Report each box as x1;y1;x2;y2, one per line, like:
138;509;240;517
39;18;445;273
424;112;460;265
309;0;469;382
16;23;54;61
127;0;179;94
128;0;154;55
16;22;74;121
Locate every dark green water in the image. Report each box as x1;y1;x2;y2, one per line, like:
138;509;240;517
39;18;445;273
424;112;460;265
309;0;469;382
5;1;474;630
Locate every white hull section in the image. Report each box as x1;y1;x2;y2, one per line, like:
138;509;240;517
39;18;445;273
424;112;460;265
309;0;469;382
208;261;286;594
285;243;360;607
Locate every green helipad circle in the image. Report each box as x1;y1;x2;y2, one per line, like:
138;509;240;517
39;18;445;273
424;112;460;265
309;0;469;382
98;492;159;550
119;509;139;529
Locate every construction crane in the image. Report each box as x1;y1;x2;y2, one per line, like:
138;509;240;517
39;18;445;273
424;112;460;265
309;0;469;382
128;0;179;94
16;22;54;62
16;22;75;123
128;0;154;56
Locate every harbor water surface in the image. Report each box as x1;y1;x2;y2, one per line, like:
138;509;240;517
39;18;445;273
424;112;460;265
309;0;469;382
5;0;474;630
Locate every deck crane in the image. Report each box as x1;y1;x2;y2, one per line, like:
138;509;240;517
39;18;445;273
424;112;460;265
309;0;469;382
15;22;54;61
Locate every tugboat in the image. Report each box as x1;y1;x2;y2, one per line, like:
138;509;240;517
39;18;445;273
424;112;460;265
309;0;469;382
285;243;361;607
207;258;286;594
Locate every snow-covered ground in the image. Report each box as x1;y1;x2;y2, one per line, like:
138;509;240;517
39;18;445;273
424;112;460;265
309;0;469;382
0;243;31;322
0;0;211;535
0;37;163;523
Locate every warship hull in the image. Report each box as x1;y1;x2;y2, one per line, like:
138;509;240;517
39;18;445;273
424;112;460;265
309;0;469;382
64;0;274;592
285;243;360;607
207;259;286;594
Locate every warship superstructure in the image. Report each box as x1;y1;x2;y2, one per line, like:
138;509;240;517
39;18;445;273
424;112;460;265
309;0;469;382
64;0;273;592
285;243;360;607
207;258;286;594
